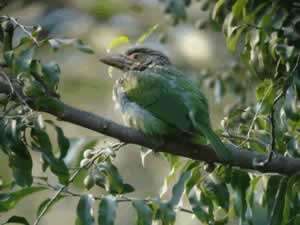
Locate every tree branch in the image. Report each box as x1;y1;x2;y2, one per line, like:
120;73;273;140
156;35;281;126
1;76;300;176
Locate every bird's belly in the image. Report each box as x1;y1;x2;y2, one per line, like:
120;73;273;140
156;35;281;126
114;97;173;136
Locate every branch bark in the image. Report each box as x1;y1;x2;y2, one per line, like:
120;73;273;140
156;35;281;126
1;77;300;176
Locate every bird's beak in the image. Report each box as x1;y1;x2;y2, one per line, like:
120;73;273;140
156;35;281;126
99;54;133;71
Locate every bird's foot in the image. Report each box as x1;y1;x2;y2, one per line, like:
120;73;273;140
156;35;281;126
253;145;276;168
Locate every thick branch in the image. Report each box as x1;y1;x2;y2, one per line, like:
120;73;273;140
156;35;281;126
1;78;300;176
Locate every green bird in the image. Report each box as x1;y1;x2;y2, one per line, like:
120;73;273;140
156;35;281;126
100;47;230;161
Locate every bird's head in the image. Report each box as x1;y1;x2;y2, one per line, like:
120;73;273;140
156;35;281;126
100;47;171;72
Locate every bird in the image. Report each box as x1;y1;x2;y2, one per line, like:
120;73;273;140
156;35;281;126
100;46;231;161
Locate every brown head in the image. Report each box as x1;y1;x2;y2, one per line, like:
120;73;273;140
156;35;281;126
100;46;171;72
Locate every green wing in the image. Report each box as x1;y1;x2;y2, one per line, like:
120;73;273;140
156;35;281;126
124;69;193;132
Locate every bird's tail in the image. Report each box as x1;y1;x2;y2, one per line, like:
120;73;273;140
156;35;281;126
194;125;231;162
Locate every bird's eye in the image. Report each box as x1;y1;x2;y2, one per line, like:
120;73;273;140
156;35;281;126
129;53;138;59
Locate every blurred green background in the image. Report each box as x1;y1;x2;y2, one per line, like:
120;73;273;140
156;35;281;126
0;0;234;224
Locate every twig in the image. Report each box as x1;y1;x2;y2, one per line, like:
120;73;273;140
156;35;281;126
9;17;39;46
33;167;81;225
33;142;126;225
221;134;266;147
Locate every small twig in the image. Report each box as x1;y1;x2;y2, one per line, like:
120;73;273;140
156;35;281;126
33;167;81;225
0;71;33;112
244;23;284;33
33;142;126;225
221;134;266;147
9;17;39;46
240;83;274;147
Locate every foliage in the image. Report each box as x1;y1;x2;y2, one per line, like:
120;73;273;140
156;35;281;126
1;1;300;225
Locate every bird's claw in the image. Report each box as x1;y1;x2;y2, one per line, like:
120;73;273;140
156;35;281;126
253;150;276;168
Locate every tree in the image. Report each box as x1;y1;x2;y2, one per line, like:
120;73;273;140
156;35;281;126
1;0;300;225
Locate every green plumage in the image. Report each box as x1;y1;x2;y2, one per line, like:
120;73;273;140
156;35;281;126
113;65;231;161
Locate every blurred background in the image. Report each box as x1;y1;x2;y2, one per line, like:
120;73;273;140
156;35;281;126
0;0;234;224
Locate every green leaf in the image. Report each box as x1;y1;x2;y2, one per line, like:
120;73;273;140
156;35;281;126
232;0;248;19
200;176;229;210
168;170;192;207
74;40;95;54
153;200;176;225
108;66;114;78
42;61;60;91
95;162;134;194
31;128;69;184
160;155;182;198
164;0;186;23
14;47;35;74
98;195;117;225
76;194;95;225
4;50;14;67
136;24;159;44
256;79;275;113
0;187;46;212
231;170;250;222
9;154;33;187
48;38;75;51
132;200;153;225
212;0;225;20
2;216;30;225
36;195;65;216
46;120;70;159
226;26;246;52
268;177;288;225
107;36;130;52
48;38;94;54
188;188;210;223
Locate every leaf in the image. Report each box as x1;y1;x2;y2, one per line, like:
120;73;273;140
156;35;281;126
4;50;14;67
76;194;95;225
268;177;288;225
14;47;35;74
0;187;46;212
9;154;33;187
164;0;186;23
188;188;210;223
132;200;153;225
200;176;229;210
48;38;76;51
168;170;192;207
3;216;30;225
160;155;182;198
98;195;117;225
108;66;114;78
74;40;95;54
36;195;65;216
153;200;176;225
95;162;134;194
232;0;248;19
48;38;94;54
212;0;225;20
136;24;159;44
226;26;246;52
46;120;70;159
107;36;130;53
255;79;275;113
42;61;60;91
231;170;250;222
31;128;69;184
